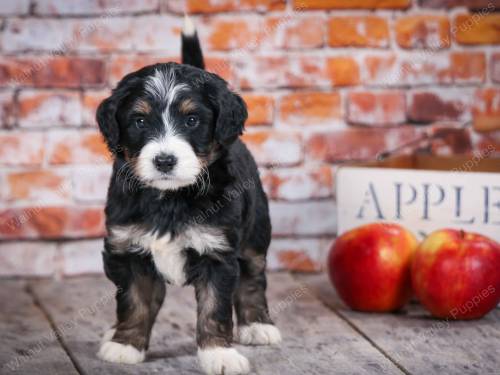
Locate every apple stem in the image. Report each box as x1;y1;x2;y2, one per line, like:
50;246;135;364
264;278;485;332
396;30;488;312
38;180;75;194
459;229;465;239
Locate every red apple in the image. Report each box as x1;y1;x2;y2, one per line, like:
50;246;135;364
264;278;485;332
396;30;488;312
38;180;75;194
412;229;500;320
328;223;418;312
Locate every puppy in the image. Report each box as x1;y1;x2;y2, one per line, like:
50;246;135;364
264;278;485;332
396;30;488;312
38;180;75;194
96;16;281;375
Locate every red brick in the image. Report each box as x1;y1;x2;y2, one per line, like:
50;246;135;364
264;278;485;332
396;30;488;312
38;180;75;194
82;90;110;126
242;130;302;166
306;127;419;162
0;132;45;166
263;15;325;49
270;201;337;236
5;170;71;202
472;89;500;132
396;15;450;49
242;94;274;126
60;240;104;276
328;16;389;48
0;0;30;15
72;166;112;203
0;91;15;128
400;54;452;85
0;242;57;277
262;166;334;200
167;0;286;13
295;0;410;9
454;14;500;45
2;19;69;51
47;130;111;165
3;16;180;54
276;250;321;272
18;90;82;128
0;206;105;239
365;53;453;86
428;125;472;155
420;0;500;8
279;92;342;126
471;131;500;157
363;54;399;86
34;0;159;15
289;56;330;89
236;56;330;89
450;52;486;83
268;238;333;272
326;57;360;86
205;57;234;83
348;91;406;126
408;89;472;123
492;53;500;83
202;15;323;53
0;56;106;88
87;15;180;53
204;17;261;51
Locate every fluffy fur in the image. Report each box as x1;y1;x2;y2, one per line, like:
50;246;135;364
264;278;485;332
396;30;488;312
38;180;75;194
198;347;250;375
238;323;282;346
96;16;280;375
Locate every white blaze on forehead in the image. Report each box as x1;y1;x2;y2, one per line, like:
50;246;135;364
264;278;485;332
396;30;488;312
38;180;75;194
140;68;200;191
145;68;189;135
145;68;187;104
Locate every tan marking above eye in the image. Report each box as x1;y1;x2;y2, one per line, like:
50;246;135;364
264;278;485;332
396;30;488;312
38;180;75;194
179;98;197;114
133;100;152;114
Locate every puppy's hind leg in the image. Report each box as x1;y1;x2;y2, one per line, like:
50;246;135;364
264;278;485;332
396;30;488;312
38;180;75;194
98;249;166;364
235;249;282;346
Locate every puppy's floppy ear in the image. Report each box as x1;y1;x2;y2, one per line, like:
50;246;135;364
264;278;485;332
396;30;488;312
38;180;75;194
210;79;248;146
96;94;121;154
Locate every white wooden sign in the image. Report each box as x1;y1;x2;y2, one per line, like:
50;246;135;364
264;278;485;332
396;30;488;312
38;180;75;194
337;167;500;241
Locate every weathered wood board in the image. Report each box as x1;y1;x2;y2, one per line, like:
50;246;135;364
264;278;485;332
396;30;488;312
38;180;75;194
297;273;500;375
30;273;403;375
0;280;77;375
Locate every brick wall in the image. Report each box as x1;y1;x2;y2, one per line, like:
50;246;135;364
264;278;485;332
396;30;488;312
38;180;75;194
0;0;499;277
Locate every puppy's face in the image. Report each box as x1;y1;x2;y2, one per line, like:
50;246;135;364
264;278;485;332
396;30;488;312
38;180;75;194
97;63;247;191
117;69;214;190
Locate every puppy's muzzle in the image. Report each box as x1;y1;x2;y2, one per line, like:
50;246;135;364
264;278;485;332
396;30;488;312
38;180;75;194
154;153;178;173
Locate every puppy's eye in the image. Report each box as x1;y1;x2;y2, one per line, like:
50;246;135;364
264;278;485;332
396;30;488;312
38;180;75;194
135;118;146;128
185;115;199;128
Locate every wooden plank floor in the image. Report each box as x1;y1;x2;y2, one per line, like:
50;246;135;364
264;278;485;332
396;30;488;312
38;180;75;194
296;274;500;375
0;281;78;375
0;272;498;375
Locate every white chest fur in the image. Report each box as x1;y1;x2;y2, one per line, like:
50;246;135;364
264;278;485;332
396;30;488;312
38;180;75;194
149;232;187;285
109;225;230;286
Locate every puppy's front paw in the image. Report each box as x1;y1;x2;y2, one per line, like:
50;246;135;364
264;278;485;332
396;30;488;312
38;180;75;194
97;329;145;364
197;347;250;375
238;323;282;346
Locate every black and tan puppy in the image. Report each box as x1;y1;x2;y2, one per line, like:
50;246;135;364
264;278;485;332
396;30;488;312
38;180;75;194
96;16;281;375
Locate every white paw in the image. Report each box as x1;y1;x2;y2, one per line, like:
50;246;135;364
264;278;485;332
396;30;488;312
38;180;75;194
238;323;282;346
100;328;116;345
97;329;145;364
197;347;250;375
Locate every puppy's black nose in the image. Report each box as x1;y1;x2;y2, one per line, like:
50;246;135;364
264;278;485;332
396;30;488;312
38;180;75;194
154;153;177;173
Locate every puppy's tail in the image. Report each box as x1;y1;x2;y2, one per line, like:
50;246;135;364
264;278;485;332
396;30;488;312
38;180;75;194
181;14;205;70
